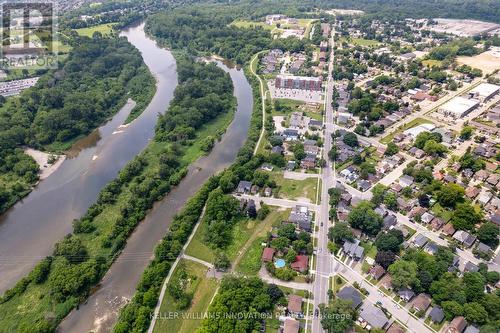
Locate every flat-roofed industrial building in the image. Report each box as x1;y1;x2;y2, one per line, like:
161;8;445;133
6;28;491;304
439;96;479;119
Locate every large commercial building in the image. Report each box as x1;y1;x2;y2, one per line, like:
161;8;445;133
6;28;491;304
439;96;479;119
275;75;322;91
469;83;500;102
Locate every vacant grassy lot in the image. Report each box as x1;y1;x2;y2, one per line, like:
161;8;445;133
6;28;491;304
422;59;443;68
75;23;116;37
153;259;219;333
271;172;321;203
185;217;259;264
274;98;323;120
380;117;434;144
340;37;381;47
236;208;290;275
231;20;274;30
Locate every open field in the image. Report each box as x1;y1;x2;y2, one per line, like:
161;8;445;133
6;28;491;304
231;20;275;30
75;23;116;37
274;98;323;121
185;216;259;263
340;37;381;47
270;172;320;203
153;259;219;333
457;50;500;74
422;59;443;68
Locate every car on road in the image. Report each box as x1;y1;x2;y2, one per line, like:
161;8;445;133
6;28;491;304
376;301;382;306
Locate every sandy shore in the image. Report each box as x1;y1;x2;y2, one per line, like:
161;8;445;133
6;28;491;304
24;148;66;180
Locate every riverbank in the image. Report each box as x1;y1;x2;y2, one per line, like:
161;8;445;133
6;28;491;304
24;149;66;181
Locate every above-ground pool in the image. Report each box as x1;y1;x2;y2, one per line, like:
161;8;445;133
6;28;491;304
274;259;286;268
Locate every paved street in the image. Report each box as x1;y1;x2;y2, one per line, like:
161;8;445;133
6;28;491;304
311;25;336;333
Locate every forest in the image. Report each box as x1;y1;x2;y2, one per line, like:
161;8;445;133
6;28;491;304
0;33;155;215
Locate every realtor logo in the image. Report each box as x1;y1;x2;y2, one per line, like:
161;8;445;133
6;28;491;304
1;1;58;69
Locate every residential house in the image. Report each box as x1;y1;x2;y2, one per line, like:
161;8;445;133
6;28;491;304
446;316;467;333
236;181;252;194
262;247;275;262
287;295;303;315
343;239;364;260
475;242;492;256
261;163;274;171
271;146;284;155
412;293;431;312
429;306;445;323
357;179;371;192
477;190;493;206
386;323;405;333
430;217;444;231
453;230;477;248
300;154;317;170
464;261;479;273
289;205;312;232
464;326;480;333
442;223;456;236
465;186;480;200
359;303;389;329
291;255;309;273
399;175;414;188
398;288;415;302
383;214;397;230
380;274;393;290
424;241;439;255
421;212;434;224
408;206;426;220
283;128;299;141
336;286;362;309
283;318;300;333
369;265;385;280
413;234;429;248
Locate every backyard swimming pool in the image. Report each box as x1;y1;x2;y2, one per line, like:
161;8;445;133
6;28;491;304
274;258;286;268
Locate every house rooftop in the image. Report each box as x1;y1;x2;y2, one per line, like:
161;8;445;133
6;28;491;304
336;286;362;309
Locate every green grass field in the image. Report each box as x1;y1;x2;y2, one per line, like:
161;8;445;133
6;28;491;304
270;172;320;203
231;20;274;30
75;23;116;37
422;59;443;68
274;98;323;121
380;118;434;144
340;37;381;47
153;259;219;333
185;217;258;264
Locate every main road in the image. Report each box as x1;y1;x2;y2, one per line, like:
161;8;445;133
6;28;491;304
311;24;336;333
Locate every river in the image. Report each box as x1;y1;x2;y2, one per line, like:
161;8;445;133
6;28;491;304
57;24;253;332
0;24;178;294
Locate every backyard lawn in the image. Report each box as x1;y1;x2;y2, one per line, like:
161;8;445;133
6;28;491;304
153;259;219;333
